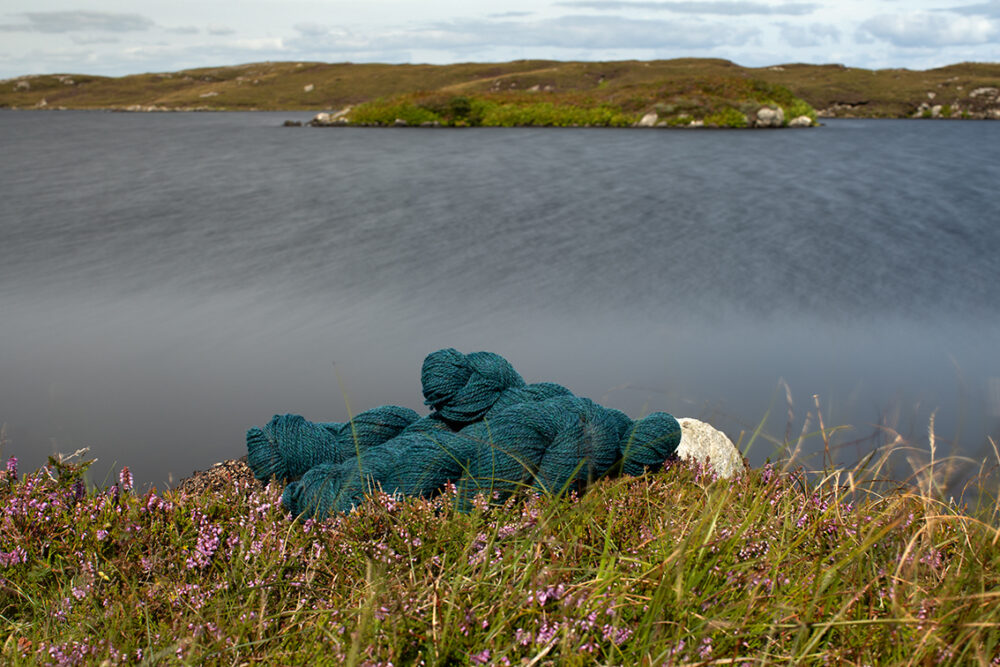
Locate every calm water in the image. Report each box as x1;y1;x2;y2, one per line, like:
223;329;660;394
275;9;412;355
1;110;999;490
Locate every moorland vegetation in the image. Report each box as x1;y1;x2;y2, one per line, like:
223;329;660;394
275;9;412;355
4;59;999;123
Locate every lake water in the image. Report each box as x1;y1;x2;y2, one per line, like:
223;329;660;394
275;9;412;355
1;110;998;491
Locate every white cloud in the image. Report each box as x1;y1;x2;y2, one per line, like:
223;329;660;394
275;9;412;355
290;15;759;52
207;25;236;36
556;1;818;15
945;1;1000;18
0;11;154;33
779;22;841;47
859;11;998;46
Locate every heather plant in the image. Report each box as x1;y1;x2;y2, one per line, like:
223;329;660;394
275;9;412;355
2;429;1000;665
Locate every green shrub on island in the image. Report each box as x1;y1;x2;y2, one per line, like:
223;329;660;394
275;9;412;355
348;99;440;125
782;97;819;123
479;102;634;127
347;94;636;127
704;107;749;128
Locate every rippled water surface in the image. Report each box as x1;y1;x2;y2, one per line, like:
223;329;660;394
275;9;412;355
2;111;999;488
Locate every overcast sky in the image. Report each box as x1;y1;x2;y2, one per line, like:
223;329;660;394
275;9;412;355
1;1;997;78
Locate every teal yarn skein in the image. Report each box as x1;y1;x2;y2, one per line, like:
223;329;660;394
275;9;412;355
421;348;526;424
246;405;419;483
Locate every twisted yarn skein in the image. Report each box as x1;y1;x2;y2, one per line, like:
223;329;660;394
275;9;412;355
421;348;526;424
246;405;419;483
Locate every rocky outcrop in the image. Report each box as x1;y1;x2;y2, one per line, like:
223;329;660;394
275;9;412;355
754;106;785;128
816;101;869;118
308;107;352;126
788;115;813;127
636;112;658;127
675;418;746;479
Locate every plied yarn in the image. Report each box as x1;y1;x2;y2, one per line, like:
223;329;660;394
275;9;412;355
246;348;681;519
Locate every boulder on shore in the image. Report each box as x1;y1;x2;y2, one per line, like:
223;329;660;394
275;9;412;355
636;112;658;127
754;106;785;128
675;418;746;479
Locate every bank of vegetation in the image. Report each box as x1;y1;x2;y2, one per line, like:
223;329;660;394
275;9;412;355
1;429;999;665
333;75;817;128
3;58;998;121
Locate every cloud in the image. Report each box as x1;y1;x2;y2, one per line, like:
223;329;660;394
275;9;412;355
488;11;535;18
208;25;236;36
555;1;818;15
291;15;759;54
71;35;122;45
165;26;200;35
0;11;154;33
779;22;840;47
944;1;1000;18
859;12;998;46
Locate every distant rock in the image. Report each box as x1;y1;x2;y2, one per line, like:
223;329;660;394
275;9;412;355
309;107;352;126
788;115;813;127
636;112;658;127
303;84;314;93
754;106;785;128
283;120;302;127
393;118;408;127
675;418;745;479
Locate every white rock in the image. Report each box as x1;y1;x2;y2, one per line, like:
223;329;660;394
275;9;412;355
393;118;408;126
303;83;314;92
931;104;942;118
688;119;704;127
675;418;745;479
755;106;785;128
788;115;813;127
637;112;658;127
970;87;998;98
313;112;331;124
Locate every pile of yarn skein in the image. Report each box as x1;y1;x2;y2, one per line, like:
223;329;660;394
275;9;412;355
246;348;681;520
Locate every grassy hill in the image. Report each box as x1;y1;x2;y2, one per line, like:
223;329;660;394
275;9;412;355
2;59;999;121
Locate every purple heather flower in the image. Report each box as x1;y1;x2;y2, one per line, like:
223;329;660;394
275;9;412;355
0;547;27;567
470;649;491;664
5;456;17;479
119;466;133;492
